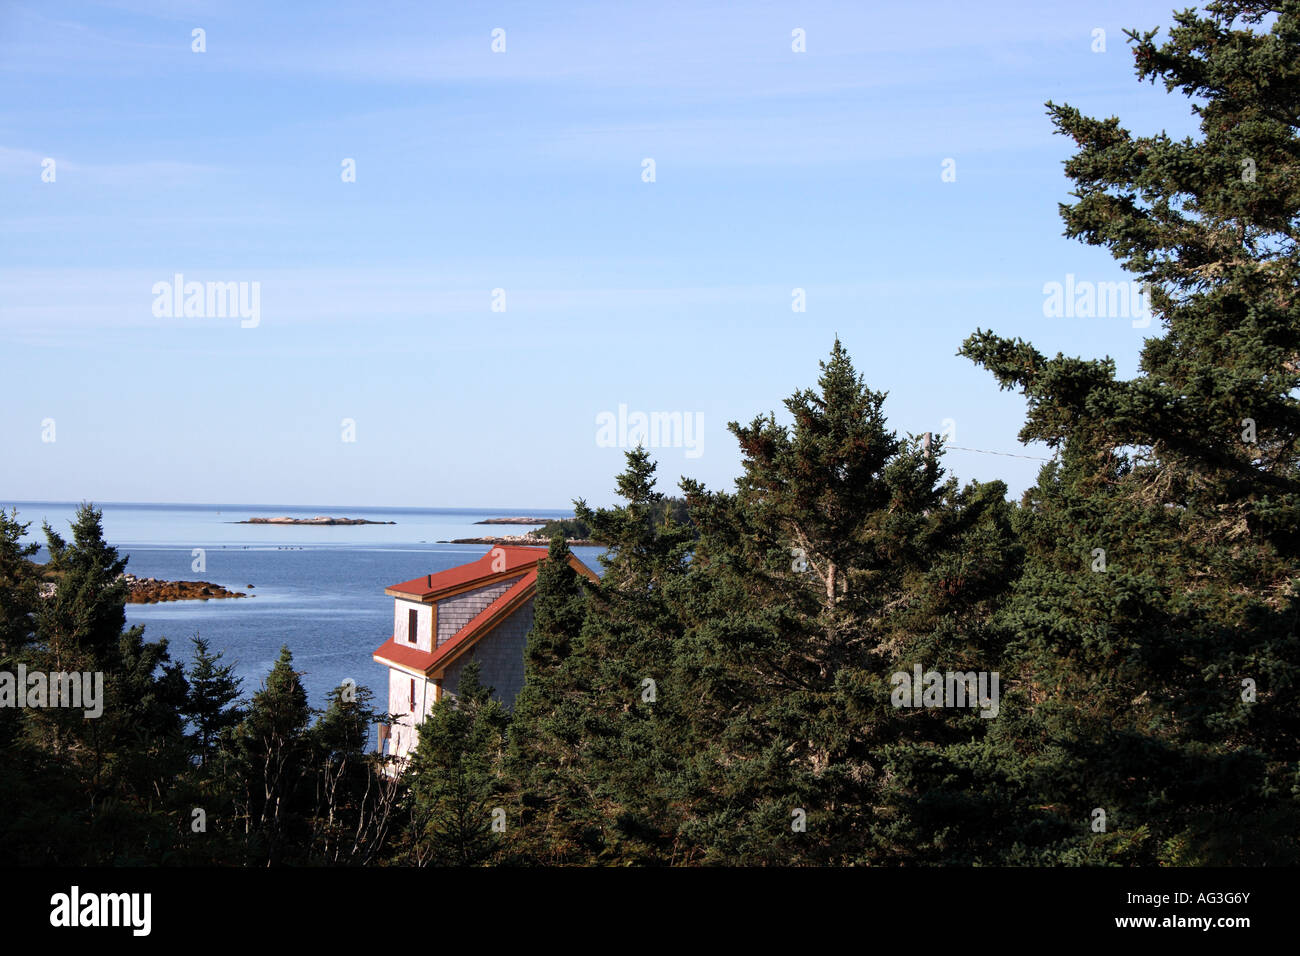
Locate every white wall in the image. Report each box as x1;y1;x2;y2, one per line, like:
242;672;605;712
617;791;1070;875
385;663;437;760
393;597;433;651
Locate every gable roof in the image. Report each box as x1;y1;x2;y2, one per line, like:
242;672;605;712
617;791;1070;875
386;545;552;600
374;547;597;678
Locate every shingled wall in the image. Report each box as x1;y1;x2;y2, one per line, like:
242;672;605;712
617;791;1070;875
436;578;516;645
442;597;536;708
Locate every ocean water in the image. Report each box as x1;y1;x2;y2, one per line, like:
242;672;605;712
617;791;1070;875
2;501;605;719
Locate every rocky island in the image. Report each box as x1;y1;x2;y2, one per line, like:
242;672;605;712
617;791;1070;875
121;574;250;604
235;516;396;525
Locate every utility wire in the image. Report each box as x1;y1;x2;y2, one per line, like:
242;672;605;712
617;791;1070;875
944;445;1055;462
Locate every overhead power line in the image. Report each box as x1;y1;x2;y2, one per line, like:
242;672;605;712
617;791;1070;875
920;432;1055;463
944;445;1054;462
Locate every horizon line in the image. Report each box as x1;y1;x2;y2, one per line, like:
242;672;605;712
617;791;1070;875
0;498;578;515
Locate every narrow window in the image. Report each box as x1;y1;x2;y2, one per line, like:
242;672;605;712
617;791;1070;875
408;608;418;644
410;678;416;712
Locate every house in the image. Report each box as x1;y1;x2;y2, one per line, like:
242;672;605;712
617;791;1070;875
373;545;597;761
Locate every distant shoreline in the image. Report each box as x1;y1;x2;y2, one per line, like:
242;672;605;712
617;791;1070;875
0;500;575;514
445;535;597;547
459;515;589;545
475;517;554;525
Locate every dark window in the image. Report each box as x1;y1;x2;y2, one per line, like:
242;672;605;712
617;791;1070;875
409;678;416;712
408;608;418;644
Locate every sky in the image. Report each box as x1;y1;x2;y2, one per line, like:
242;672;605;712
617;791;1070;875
0;0;1202;510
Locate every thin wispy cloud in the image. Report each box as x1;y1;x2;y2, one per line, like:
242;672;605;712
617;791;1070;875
1;0;1187;504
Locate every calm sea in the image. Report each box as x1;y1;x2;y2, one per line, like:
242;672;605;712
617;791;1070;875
2;501;604;719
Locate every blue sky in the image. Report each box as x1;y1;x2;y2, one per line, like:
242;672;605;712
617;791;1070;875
1;0;1199;509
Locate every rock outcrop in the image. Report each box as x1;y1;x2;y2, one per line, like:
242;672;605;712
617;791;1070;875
120;573;249;603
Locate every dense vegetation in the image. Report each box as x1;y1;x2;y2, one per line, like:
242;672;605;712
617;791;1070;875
528;517;592;541
530;498;688;543
1;1;1296;865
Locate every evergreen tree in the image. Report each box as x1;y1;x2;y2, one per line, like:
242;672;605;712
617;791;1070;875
0;510;40;755
565;449;696;863
505;536;598;862
0;509;87;865
36;504;131;674
407;659;509;866
234;644;313;865
674;341;1019;863
959;0;1300;863
0;509;40;659
182;636;244;766
21;504;189;862
308;681;401;865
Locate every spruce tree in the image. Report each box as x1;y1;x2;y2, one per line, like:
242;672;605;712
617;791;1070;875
567;449;695;863
0;509;40;659
36;504;130;674
21;504;189;862
406;660;509;866
234;644;313;864
960;0;1300;863
504;536;598;862
182;635;244;766
674;341;1019;863
0;509;87;865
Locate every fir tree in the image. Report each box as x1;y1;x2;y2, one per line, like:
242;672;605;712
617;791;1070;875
182;636;244;766
36;505;131;674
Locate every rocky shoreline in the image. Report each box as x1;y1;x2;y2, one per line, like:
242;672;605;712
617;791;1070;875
446;534;597;547
474;517;558;525
121;574;251;604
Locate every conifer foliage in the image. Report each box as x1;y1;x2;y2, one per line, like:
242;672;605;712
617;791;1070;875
961;0;1300;862
0;2;1296;868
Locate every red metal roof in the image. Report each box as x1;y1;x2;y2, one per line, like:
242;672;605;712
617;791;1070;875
374;544;602;679
373;568;540;676
372;636;437;673
387;545;550;599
